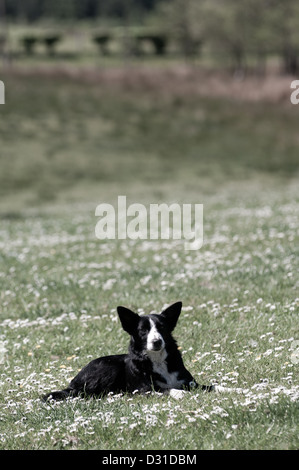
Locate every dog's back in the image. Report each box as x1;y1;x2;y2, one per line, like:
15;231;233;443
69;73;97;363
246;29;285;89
42;302;204;402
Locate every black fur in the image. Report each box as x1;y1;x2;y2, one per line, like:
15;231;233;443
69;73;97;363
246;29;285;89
42;301;213;402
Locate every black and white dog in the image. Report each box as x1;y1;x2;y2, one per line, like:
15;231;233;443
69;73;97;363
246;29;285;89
42;301;216;402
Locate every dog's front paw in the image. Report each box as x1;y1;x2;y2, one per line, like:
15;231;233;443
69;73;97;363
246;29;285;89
169;388;187;400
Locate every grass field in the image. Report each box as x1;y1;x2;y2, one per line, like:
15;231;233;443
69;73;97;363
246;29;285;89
0;67;298;450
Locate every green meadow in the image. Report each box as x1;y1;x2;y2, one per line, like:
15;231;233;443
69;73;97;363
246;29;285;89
0;68;298;449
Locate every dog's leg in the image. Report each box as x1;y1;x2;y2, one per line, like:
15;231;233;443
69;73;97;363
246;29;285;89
42;387;76;402
168;385;245;399
169;384;214;399
214;385;245;394
200;384;215;392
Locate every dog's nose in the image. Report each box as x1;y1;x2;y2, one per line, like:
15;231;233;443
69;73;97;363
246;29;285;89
152;339;163;350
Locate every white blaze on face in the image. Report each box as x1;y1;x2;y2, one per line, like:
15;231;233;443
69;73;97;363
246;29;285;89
146;319;165;352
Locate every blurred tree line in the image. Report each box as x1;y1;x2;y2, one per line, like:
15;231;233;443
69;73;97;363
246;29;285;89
1;0;299;73
3;0;160;21
157;0;299;74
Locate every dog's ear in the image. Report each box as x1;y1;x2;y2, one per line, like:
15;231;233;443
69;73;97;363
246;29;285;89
117;306;140;335
160;301;182;331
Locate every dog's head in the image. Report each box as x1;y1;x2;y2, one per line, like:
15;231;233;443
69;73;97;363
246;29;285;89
117;302;182;356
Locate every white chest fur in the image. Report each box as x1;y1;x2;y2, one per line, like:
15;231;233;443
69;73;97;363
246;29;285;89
154;362;183;389
147;350;184;390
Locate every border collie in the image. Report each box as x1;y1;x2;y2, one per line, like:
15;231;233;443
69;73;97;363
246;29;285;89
42;301;215;402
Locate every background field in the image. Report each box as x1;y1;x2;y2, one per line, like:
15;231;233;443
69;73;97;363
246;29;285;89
1;0;299;449
0;66;298;450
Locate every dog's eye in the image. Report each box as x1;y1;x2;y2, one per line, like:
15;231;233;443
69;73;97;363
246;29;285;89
155;324;165;334
138;326;150;337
